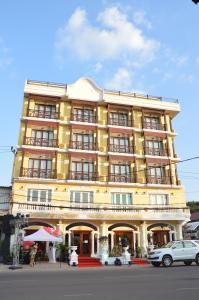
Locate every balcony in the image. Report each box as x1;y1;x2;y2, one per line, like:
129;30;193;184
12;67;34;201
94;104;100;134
20;168;56;179
109;144;134;154
24;137;58;148
143;121;165;131
108;173;134;183
108;117;132;127
12;203;190;221
71;113;96;123
28;109;59;119
69;141;96;151
147;176;171;185
69;171;98;181
145;147;166;156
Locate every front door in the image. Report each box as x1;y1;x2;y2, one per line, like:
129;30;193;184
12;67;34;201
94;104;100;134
73;231;91;256
114;231;134;255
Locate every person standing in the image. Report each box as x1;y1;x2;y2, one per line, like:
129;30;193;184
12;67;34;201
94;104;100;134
29;243;38;267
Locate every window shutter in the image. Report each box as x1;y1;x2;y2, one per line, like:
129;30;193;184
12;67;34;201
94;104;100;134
48;190;52;202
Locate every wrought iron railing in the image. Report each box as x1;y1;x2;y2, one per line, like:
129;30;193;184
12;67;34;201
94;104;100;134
21;168;56;179
71;113;96;123
145;147;166;156
69;171;98;181
109;144;134;153
28;109;59;119
24;137;58;148
108;117;132;127
143;121;166;131
69;141;96;151
147;176;171;184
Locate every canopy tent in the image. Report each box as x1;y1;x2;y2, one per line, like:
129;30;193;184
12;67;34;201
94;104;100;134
23;228;62;242
186;221;199;232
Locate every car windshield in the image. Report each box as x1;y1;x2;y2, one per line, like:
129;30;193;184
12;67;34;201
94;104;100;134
194;240;199;245
161;242;174;248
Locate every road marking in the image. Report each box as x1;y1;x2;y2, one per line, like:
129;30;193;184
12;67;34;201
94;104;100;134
177;288;199;291
64;293;92;297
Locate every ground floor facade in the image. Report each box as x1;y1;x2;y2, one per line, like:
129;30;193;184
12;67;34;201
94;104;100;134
23;218;187;258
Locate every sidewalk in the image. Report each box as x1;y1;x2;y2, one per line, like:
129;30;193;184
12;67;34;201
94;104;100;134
0;262;149;273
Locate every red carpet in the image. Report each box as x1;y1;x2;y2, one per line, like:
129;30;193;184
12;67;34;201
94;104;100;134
78;256;102;268
132;258;149;266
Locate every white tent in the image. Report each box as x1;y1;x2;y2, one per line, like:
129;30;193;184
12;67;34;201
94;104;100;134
23;228;62;242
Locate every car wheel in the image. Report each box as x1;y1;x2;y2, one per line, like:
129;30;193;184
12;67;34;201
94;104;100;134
184;261;192;266
162;255;173;267
195;254;199;266
151;262;161;267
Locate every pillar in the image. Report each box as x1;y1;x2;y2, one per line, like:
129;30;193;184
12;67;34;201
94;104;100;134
140;222;148;257
176;223;183;240
91;231;95;257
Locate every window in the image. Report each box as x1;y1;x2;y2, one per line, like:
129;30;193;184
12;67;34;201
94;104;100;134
172;242;183;249
183;241;196;248
27;189;52;203
111;164;130;175
109;136;129;152
34;104;57;119
111;193;132;205
109;112;128;126
149;194;168;205
70;191;93;203
72;133;94;150
145;140;163;156
73;108;95;122
31;130;54;146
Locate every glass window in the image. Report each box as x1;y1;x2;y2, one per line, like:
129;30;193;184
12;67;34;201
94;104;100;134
27;189;52;203
70;191;93;203
183;241;196;248
149;194;168;205
172;242;184;249
111;193;132;205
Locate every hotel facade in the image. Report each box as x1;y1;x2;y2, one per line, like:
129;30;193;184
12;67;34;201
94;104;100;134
11;77;190;257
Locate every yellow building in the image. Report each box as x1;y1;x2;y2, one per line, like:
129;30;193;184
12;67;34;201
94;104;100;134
11;77;190;257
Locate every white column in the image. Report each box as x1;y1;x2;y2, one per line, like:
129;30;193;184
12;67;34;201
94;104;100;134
140;222;147;257
176;223;183;240
111;232;115;250
68;230;71;248
96;232;99;257
169;231;173;242
91;231;95;257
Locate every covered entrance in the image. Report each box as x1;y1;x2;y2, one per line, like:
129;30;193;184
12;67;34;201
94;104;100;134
65;222;99;257
73;231;91;256
152;230;169;247
147;223;176;248
114;231;134;255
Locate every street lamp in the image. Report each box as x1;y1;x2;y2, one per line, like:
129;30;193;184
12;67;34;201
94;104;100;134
9;213;29;270
192;0;199;4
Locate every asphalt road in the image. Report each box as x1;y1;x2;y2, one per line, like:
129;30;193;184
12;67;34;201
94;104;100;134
0;264;199;300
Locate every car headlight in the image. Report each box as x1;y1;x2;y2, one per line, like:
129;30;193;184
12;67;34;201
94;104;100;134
153;251;162;254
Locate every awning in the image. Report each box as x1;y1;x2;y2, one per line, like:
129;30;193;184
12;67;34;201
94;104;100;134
24;228;62;242
186;222;199;232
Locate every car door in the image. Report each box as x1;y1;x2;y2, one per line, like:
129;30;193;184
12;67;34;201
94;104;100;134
183;241;198;259
171;241;184;260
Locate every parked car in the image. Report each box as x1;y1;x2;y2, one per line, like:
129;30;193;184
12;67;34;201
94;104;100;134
148;240;199;267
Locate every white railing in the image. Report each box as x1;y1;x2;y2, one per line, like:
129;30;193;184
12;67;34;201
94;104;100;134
11;202;190;220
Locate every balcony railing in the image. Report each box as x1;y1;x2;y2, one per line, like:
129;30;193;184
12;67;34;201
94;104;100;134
147;176;171;184
69;141;96;151
28;109;59;119
24;137;58;148
108;173;134;183
13;203;189;221
21;168;56;179
109;144;134;153
145;147;166;156
69;171;98;181
143;121;165;131
71;113;96;123
108;117;132;127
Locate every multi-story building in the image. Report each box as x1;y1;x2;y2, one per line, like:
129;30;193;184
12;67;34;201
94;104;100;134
11;77;190;256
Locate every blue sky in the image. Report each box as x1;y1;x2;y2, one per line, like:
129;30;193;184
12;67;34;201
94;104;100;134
0;0;199;201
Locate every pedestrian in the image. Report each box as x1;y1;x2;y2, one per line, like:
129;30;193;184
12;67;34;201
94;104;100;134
29;243;38;267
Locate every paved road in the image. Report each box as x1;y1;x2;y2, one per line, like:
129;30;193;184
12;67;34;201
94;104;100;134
0;264;199;300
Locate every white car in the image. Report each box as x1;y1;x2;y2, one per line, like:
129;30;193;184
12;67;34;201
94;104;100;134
148;240;199;267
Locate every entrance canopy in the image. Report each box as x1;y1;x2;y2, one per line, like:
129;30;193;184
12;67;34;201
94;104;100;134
24;228;62;242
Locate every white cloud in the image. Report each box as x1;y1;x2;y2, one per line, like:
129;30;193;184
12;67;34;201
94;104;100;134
0;38;13;70
55;6;160;65
93;62;103;73
133;11;152;29
105;67;133;90
175;55;188;67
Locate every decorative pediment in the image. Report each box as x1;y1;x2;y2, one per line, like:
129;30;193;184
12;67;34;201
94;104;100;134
67;77;103;102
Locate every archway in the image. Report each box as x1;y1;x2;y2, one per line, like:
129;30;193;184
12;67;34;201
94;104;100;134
108;223;139;256
65;222;99;257
147;223;176;247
